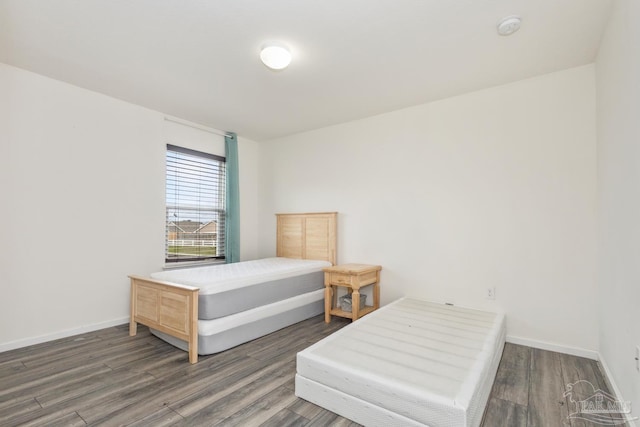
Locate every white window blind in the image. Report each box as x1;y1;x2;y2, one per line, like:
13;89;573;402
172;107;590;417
166;144;226;263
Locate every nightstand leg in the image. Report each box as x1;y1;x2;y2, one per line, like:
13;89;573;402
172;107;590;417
352;289;360;321
324;285;332;323
374;271;380;309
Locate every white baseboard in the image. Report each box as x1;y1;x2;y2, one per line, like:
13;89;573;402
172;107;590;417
506;335;599;360
0;317;129;353
598;354;639;427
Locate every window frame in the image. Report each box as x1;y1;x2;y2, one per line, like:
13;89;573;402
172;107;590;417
165;144;226;264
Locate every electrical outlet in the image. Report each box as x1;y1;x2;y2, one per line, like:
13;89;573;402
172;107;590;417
486;287;496;300
635;346;639;372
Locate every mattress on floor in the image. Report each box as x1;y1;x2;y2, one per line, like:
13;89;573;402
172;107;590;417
295;298;506;427
151;257;330;319
151;289;325;355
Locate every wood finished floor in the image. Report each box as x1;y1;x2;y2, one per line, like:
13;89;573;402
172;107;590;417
0;315;627;427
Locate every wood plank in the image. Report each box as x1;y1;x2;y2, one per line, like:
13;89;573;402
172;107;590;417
304;410;341;427
111;342;182;373
0;335;103;365
0;398;42;424
25;411;87;427
20;335;159;370
81;356;265;425
527;348;570;427
561;354;593;427
0;362;112;400
327;417;362;427
283;374;296;391
304;409;361;427
4;407;85;427
100;343;169;369
13;327;154;370
113;407;184;427
168;358;275;417
0;360;27;378
243;316;345;361
259;408;309;427
490;343;531;406
287;398;326;420
175;356;296;425
34;365;123;408
2;370;156;426
248;333;329;362
216;384;298;427
481;397;527;427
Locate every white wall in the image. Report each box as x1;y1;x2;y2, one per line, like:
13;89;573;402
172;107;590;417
596;0;640;418
0;63;259;349
258;65;598;353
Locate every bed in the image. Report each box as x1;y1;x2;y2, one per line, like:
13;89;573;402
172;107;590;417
295;298;506;427
149;257;330;320
129;212;337;364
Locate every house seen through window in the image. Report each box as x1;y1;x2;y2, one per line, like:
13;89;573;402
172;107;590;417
166;144;226;263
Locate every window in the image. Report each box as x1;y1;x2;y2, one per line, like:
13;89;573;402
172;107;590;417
166;144;226;263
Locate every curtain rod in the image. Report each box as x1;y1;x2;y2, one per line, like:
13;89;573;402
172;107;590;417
164;116;234;138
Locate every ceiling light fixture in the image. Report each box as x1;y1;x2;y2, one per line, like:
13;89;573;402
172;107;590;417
497;15;521;36
260;43;292;70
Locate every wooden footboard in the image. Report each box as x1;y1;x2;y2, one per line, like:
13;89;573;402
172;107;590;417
129;275;199;364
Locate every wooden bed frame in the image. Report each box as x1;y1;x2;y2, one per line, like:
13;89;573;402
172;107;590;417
129;212;337;364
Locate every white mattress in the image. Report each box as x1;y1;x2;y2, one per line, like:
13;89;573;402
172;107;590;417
197;289;324;335
151;257;331;295
296;298;506;427
151;289;325;355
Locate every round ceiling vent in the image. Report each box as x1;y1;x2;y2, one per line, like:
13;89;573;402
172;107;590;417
497;16;522;36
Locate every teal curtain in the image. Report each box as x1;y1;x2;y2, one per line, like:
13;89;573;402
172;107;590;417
225;133;240;263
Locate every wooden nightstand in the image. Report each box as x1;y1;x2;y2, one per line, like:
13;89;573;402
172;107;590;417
323;263;382;323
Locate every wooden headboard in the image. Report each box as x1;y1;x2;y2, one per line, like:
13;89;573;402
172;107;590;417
276;212;337;265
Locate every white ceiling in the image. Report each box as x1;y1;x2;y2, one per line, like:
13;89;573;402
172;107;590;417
0;0;612;141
